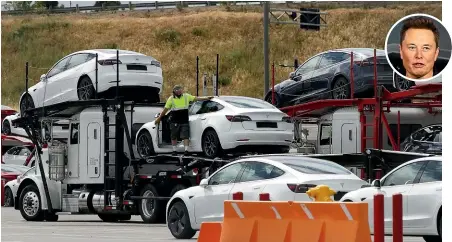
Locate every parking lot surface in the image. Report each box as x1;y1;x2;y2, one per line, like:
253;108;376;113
2;207;424;242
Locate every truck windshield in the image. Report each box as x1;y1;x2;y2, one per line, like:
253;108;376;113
269;156;352;175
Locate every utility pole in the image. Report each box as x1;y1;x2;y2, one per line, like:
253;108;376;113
262;4;328;98
263;1;270;98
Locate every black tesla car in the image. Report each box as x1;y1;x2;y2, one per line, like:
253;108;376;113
265;48;396;108
400;124;442;155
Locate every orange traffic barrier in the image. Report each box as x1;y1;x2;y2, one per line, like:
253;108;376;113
197;222;222;242
218;200;371;242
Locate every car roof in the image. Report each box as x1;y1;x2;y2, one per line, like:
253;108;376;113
71;49;146;56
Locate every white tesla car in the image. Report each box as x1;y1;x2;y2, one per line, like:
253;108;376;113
19;49;163;115
165;154;368;239
340;156;442;242
135;96;294;158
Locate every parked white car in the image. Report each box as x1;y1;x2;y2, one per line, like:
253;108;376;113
165;154;368;239
19;49;163;115
136;96;294;158
2;113;69;142
4;166;36;207
340;156;442;241
2;145;32;165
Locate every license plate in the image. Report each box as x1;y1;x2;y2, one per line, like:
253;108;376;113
256;122;277;128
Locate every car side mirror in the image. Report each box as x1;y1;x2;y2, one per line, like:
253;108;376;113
199;178;208;187
371;179;381;188
40;74;47;81
154;113;160;118
289;72;296;80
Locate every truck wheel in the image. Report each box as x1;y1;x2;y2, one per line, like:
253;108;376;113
98;213;119;222
170;184;187;197
138;184;161;223
19;184;45;221
45;212;59;221
4;187;14;207
168;201;196;239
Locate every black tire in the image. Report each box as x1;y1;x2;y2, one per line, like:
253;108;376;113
44;211;59;221
20;94;35;117
98;213;119;222
394;72;415;91
77;76;96;101
332;77;350;99
138;184;161;223
2;120;11;135
4;187;14;207
167;201;197;239
19;184;45;221
170;184;188;197
137;130;155;158
201;129;223;158
423;236;441;242
265;92;281;108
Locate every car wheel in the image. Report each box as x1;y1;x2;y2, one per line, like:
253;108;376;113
138;184;161;223
202;129;223;158
4;187;14;207
137;130;155;158
265;92;281;107
2;120;11;135
20;94;35;117
332;77;350;99
77;76;96;101
394;73;414;91
167;201;197;239
19;184;44;221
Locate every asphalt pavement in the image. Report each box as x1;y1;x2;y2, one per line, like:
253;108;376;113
2;207;425;242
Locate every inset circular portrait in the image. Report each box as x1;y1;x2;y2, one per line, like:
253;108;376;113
385;13;451;85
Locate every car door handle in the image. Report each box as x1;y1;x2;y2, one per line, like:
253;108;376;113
201;118;206;120
436;188;442;191
253;187;260;190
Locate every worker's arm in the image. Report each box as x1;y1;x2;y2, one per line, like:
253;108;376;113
155;97;172;124
193;95;214;102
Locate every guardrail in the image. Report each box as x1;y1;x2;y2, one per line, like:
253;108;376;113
1;1;261;15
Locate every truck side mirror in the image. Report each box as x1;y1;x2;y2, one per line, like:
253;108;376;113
371;179;381;188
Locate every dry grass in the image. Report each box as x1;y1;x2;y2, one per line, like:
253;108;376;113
1;3;442;109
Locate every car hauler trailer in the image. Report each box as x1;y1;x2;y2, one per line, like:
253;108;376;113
11;98;236;223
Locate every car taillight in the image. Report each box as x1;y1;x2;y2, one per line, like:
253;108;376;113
282;116;292;123
98;59;122;65
287;183;317;193
225;115;252;122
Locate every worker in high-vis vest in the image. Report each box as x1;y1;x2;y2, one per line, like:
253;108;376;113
155;85;213;156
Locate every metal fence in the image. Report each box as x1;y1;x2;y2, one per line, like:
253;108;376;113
1;1;262;15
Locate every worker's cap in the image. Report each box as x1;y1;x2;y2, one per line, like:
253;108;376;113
173;85;183;92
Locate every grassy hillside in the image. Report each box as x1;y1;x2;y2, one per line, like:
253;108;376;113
1;3;442;109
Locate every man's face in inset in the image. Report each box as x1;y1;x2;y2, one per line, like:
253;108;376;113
399;28;439;79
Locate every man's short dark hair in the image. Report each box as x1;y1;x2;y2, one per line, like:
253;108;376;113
400;16;440;48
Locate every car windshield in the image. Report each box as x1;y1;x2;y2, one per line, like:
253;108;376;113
267;156;352;175
220;96;277;109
